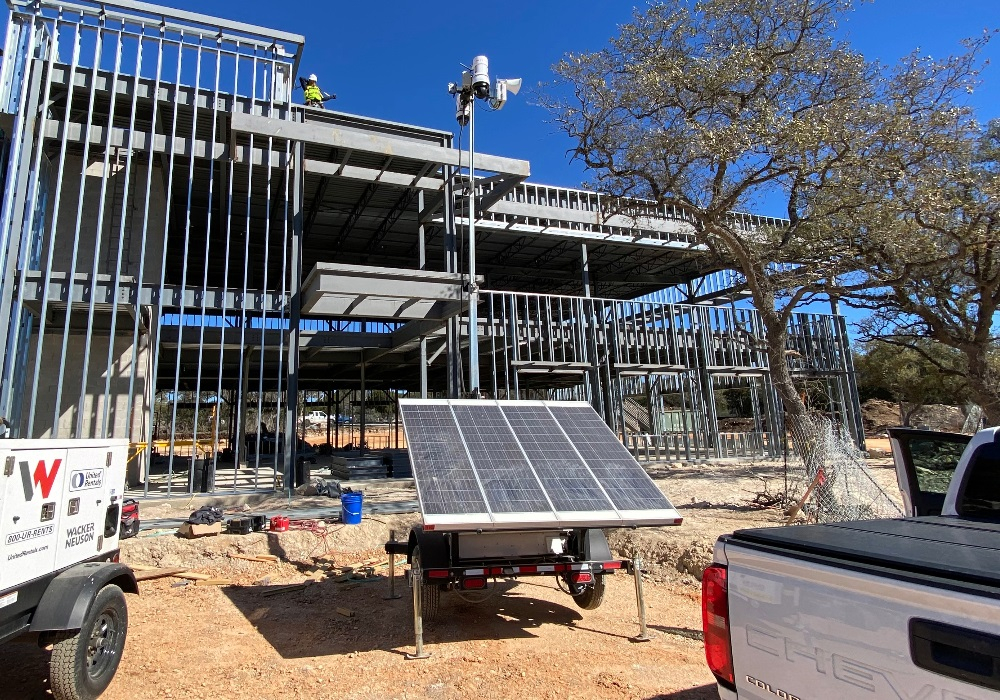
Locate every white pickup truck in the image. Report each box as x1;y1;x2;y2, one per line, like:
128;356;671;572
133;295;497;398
703;426;1000;700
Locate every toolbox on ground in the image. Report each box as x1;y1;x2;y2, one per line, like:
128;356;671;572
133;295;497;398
227;516;254;535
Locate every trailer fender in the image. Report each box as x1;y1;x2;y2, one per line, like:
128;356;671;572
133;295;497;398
407;528;449;568
29;561;138;633
579;529;612;562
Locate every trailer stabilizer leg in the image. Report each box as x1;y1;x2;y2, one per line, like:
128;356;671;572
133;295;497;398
384;530;402;601
405;564;431;660
630;556;652;643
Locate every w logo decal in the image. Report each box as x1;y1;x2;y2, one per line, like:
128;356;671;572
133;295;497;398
20;459;62;500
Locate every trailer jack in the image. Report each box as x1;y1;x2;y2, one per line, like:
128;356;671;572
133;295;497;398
384;530;402;601
405;560;431;660
630;556;652;643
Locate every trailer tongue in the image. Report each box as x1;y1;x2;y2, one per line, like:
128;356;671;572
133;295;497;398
385;399;682;657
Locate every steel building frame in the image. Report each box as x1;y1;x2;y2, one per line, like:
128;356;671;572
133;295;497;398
0;0;863;496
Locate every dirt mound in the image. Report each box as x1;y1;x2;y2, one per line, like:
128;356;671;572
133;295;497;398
607;529;716;581
861;399;899;435
122;513;420;585
912;404;966;433
861;399;966;435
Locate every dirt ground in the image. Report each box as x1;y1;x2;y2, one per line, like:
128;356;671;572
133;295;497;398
1;457;902;700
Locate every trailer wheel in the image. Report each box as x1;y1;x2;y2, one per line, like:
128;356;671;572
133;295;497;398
49;584;128;700
411;546;440;620
572;574;606;610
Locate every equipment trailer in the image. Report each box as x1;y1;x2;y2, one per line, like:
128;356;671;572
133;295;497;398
386;399;682;657
0;439;136;700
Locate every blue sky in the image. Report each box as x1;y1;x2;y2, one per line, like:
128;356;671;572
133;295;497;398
3;0;996;210
277;0;997;211
201;0;996;213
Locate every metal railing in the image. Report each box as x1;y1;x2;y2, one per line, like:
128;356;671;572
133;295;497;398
0;0;303;496
481;289;861;461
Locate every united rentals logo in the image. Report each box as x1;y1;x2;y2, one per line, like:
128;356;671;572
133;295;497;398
20;459;61;501
69;469;103;492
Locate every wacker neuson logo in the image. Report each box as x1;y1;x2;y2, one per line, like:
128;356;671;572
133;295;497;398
6;524;54;546
65;522;95;548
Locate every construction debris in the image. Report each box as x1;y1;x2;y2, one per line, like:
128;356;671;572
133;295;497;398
133;567;189;582
229;554;281;563
261;583;310;597
178;522;223;539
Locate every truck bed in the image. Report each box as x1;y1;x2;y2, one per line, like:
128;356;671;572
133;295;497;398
718;518;1000;700
730;517;1000;594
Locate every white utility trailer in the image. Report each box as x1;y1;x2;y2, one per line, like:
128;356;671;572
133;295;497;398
0;439;136;700
384;400;682;657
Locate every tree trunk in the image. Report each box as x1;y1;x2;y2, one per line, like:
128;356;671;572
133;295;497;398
759;308;815;464
901;402;921;427
963;344;1000;426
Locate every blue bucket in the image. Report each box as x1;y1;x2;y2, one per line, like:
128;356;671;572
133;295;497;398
341;492;363;525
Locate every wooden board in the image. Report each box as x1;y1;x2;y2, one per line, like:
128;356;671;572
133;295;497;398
173;572;213;581
133;567;188;582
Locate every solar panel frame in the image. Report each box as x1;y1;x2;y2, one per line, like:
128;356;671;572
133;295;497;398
499;401;620;519
397;401;492;528
399;398;681;531
546;402;681;522
449;402;558;525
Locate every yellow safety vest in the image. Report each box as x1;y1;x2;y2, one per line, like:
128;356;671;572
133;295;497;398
304;84;323;103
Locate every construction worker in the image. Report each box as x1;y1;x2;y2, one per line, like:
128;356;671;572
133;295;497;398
300;73;336;108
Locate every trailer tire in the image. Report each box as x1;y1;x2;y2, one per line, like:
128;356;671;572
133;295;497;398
572;574;606;610
412;546;440;620
49;584;128;700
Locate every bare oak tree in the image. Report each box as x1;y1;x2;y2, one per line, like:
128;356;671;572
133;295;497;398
847;119;1000;423
543;0;985;445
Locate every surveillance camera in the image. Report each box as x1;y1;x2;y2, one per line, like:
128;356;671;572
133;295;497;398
455;92;471;126
471;55;490;100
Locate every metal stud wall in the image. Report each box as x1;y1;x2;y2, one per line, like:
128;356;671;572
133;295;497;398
0;0;304;494
0;0;864;497
481;290;861;461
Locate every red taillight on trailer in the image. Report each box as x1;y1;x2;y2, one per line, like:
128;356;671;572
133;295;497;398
702;564;735;688
569;572;593;584
462;576;487;590
427;569;450;579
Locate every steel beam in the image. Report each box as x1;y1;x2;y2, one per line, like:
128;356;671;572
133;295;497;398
48;64;294;121
364;188;418;256
19;271;287;312
231;112;531;178
477;173;527;212
43;120;289;167
305;158;443;191
334;181;379;249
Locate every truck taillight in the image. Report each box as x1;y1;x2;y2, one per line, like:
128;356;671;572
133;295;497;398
702;564;735;688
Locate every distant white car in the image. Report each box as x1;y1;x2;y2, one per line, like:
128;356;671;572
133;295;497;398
305;410;328;426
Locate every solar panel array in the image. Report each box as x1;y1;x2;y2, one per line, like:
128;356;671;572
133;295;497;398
400;399;681;531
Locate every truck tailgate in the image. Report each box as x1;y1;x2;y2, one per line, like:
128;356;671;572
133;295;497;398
723;520;1000;700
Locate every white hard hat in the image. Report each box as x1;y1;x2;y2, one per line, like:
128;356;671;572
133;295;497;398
308;73;317;81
